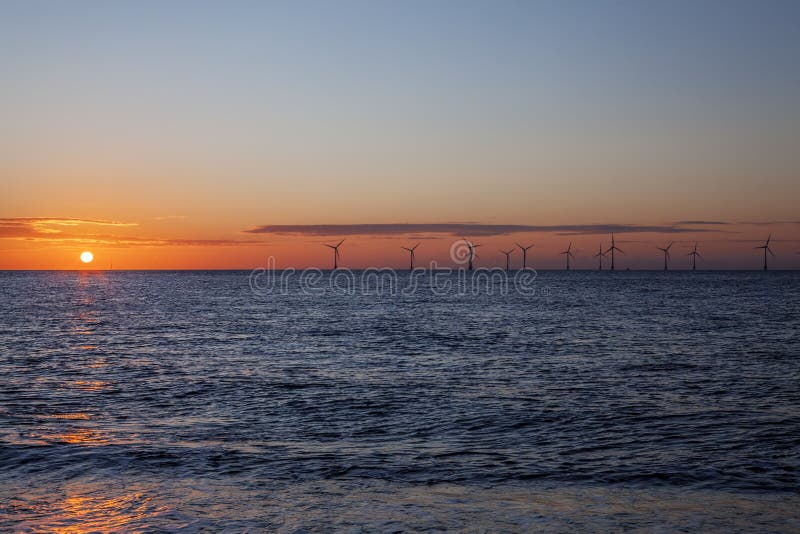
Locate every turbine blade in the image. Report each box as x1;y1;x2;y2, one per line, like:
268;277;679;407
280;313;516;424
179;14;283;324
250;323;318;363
768;248;775;257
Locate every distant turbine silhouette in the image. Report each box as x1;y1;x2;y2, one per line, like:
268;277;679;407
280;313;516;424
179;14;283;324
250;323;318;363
560;242;574;271
462;237;481;271
593;244;607;271
499;249;514;271
755;234;774;271
657;241;674;271
688;242;701;271
324;239;345;269
515;242;534;269
401;242;420;270
605;233;624;271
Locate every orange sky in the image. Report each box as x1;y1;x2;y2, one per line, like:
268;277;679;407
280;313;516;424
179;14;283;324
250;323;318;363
1;217;797;270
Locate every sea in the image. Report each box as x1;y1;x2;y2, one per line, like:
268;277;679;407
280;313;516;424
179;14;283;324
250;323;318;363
1;270;798;532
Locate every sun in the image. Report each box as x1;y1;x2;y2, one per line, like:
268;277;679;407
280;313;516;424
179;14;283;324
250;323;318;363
80;251;94;264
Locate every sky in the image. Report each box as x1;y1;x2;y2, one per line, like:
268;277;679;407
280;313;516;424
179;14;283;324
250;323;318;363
1;0;798;269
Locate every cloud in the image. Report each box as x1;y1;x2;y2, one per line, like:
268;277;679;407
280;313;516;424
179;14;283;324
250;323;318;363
9;233;264;247
739;220;800;226
1;217;137;228
0;217;138;238
675;220;729;225
244;223;721;237
0;217;264;247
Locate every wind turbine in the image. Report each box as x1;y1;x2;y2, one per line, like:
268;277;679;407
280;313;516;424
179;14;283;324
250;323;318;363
499;249;514;271
462;237;481;271
515;242;534;269
688;242;701;271
401;243;420;270
605;233;624;271
560;242;574;271
657;241;674;271
593;244;607;271
755;234;774;271
324;239;345;269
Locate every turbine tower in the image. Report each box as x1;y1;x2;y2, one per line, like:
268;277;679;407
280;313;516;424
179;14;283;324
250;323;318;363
657;241;673;271
560;242;574;271
401;243;420;270
324;239;345;269
593;244;607;271
688;242;701;271
462;237;481;271
515;242;534;269
605;233;624;271
755;234;774;271
499;249;514;271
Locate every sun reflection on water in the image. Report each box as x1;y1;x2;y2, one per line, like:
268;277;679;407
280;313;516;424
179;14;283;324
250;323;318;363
34;428;109;446
40;413;90;421
70;380;110;392
13;489;169;534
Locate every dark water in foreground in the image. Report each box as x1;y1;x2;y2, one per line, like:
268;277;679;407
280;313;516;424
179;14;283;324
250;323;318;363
1;270;799;532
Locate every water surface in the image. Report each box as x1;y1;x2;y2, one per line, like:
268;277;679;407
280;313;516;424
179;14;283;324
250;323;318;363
1;271;798;531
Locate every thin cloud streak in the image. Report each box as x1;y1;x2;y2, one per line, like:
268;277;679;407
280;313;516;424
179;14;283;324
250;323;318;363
244;223;721;237
0;219;264;247
1;217;138;227
675;220;730;225
1;217;139;238
738;220;800;226
8;234;265;247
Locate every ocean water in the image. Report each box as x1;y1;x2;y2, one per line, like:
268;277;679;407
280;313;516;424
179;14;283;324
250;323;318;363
1;270;798;532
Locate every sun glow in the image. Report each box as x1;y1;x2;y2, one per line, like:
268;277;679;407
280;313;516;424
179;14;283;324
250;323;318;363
80;251;94;264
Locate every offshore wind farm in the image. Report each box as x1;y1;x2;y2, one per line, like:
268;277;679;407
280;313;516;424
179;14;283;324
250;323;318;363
272;234;786;272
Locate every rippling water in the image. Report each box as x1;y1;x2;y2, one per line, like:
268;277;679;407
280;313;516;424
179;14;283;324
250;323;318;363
1;270;798;531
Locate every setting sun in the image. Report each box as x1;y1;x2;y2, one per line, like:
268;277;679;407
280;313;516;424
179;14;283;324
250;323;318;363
80;251;94;264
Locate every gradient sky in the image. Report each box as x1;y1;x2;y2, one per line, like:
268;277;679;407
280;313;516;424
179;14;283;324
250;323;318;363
1;0;798;269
